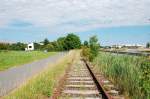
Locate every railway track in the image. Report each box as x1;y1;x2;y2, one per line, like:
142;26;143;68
58;59;101;99
52;58;124;99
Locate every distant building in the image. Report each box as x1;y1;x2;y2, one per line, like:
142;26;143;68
111;44;144;49
25;43;34;51
123;44;144;49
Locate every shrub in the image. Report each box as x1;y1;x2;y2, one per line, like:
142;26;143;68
81;46;90;60
81;35;100;61
89;36;99;59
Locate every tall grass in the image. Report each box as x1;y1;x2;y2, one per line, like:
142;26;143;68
0;51;56;71
4;50;78;99
93;52;150;99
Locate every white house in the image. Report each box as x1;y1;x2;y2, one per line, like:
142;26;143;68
25;43;34;51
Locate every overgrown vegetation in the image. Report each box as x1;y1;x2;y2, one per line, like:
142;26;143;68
93;52;150;99
0;51;56;70
81;35;100;61
4;51;77;99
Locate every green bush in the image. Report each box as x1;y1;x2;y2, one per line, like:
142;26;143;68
89;36;99;61
81;46;90;60
81;35;100;61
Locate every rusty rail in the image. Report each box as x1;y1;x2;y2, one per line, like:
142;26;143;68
83;59;124;99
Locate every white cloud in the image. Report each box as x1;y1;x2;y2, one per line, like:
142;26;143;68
0;0;150;33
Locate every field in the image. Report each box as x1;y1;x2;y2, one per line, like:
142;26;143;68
0;51;57;71
4;50;77;99
93;52;150;99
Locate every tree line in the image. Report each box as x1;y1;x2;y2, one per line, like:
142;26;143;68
0;42;26;50
0;33;81;51
35;33;81;51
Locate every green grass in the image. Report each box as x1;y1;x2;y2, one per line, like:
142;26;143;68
93;52;150;99
4;50;77;99
0;51;57;71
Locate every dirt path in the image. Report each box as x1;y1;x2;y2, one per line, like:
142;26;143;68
0;52;66;96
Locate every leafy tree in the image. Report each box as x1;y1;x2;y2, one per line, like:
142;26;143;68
45;43;55;51
43;38;49;45
52;41;60;51
45;41;61;51
89;35;100;61
83;40;89;47
146;42;150;48
64;33;81;50
57;37;66;51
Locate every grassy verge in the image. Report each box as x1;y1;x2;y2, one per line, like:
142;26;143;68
0;51;57;71
4;50;77;99
93;52;150;99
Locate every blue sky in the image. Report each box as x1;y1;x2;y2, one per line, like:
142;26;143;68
78;25;150;45
0;21;149;46
0;0;150;46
